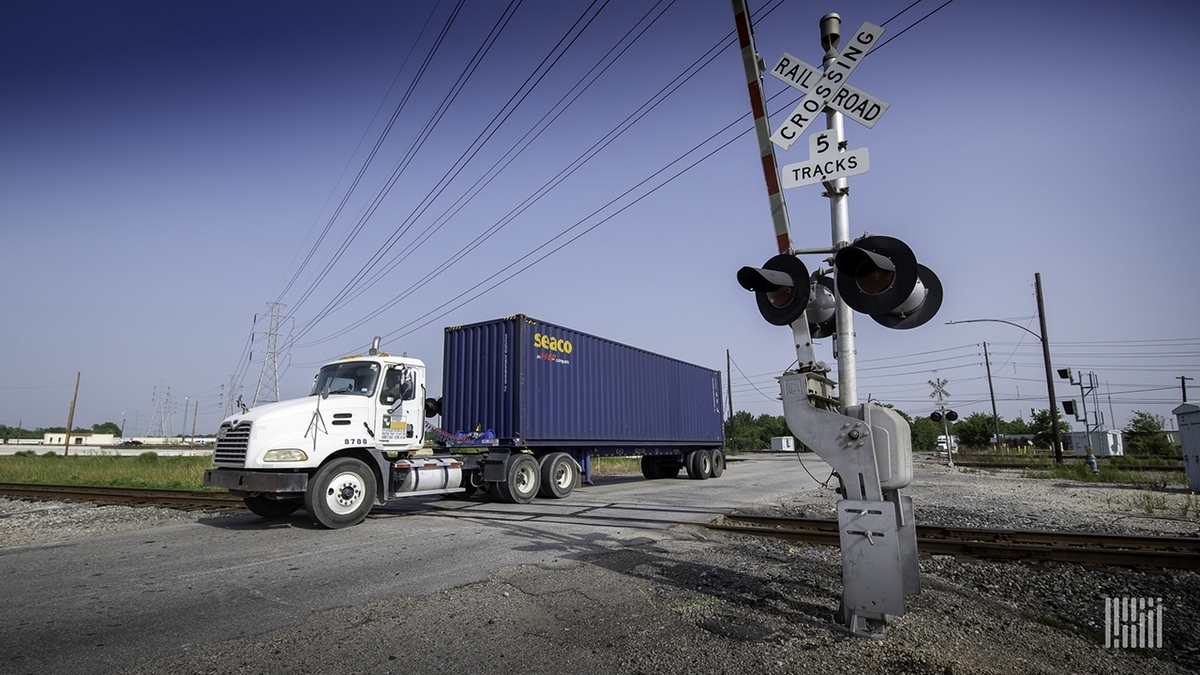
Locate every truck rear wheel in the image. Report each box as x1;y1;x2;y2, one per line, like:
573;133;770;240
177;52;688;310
710;449;724;478
538;452;577;499
243;495;301;519
305;457;377;529
686;450;711;480
492;454;540;504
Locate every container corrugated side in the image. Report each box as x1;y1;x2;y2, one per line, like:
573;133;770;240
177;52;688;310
442;315;723;447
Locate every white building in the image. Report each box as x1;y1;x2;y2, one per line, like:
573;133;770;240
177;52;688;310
41;432;116;447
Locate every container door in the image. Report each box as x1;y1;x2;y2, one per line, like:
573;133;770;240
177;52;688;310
378;364;423;450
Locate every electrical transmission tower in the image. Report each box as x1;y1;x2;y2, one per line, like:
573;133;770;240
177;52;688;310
145;381;173;438
251;302;290;406
223;375;241;417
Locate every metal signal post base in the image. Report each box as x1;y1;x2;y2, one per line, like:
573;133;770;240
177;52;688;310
779;368;920;638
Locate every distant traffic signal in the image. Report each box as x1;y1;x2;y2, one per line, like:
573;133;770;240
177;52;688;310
1062;400;1076;417
930;410;958;423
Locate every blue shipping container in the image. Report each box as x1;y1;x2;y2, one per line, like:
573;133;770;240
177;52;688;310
442;315;724;451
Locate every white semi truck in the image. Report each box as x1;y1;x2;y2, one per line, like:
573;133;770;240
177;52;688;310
204;316;726;528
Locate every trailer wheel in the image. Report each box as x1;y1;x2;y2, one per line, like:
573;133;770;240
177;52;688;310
686;450;711;480
640;456;664;480
243;495;301;519
538;452;577;499
304;457;376;529
710;449;724;478
492;454;540;504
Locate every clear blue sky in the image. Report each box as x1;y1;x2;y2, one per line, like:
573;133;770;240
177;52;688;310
3;0;1198;436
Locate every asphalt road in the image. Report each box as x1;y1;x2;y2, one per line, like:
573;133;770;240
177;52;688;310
0;453;828;675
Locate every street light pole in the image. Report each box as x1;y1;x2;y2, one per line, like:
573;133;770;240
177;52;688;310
946;273;1064;464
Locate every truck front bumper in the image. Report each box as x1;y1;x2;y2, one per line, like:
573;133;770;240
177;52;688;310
204;468;308;493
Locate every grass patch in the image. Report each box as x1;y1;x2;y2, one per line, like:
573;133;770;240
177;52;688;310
591;456;642;476
0;454;212;489
1022;460;1185;486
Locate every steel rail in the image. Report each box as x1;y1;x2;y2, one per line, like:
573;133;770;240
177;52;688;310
709;514;1200;569
0;483;243;510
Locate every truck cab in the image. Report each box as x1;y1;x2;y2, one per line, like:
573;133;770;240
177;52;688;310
204;349;452;528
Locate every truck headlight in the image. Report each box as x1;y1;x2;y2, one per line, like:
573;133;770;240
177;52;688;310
262;448;308;462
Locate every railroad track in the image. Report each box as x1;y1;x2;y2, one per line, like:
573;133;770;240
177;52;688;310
709;514;1200;569
0;483;244;510
4;483;1198;569
932;461;1184;470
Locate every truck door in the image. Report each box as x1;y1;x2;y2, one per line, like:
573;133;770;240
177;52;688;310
378;364;423;450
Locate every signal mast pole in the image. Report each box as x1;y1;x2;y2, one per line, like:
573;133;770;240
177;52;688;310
820;14;857;408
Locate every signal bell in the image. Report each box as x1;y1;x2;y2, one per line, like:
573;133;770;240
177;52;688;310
834;235;943;329
737;254;810;326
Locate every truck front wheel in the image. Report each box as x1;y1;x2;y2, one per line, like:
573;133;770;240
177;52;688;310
492;454;540;504
305;457;377;528
243;494;301;519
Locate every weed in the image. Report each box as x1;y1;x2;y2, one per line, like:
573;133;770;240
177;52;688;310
1180;493;1199;520
1134;489;1169;515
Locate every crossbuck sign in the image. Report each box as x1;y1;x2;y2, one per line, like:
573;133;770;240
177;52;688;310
768;22;888;151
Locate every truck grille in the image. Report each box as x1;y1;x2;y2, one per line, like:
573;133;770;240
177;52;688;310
213;421;251;466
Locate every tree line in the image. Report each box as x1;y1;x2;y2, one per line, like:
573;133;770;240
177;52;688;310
1;422;122;441
725;408;1177;456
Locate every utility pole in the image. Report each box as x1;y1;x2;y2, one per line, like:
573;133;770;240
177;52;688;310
1035;273;1063;464
63;372;80;456
190;399;199;446
726;349;735;451
726;349;733;421
1179;375;1194;403
983;342;1000;451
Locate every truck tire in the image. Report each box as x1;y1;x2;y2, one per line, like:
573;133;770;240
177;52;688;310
492;454;540;504
640;456;664;480
710;449;724;478
243;495;301;519
686;450;711;480
304;457;377;529
538;452;577;499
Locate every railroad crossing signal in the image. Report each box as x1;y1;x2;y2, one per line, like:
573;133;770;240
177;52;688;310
738;234;942;333
834;236;943;330
769;21;886;151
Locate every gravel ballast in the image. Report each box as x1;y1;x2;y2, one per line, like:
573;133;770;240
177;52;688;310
2;457;1198;674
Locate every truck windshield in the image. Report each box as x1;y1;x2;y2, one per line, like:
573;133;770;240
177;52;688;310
311;362;379;397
